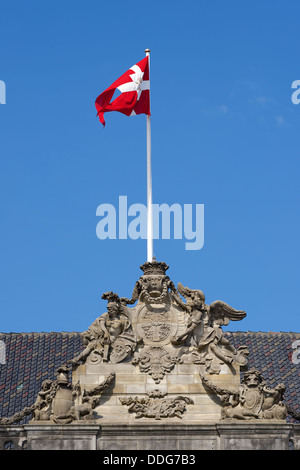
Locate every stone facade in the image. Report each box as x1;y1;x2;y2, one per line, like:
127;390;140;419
1;422;300;450
0;260;299;450
72;362;240;424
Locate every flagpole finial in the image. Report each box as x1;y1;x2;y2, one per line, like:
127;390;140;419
145;49;150;55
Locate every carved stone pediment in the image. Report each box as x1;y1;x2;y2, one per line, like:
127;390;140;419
68;260;249;384
0;261;291;428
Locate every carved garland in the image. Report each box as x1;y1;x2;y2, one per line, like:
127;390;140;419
120;390;193;420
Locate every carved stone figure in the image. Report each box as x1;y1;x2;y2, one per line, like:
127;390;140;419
121;260;175;306
32;379;54;421
175;284;248;374
51;372;115;423
120;389;193;420
201;368;287;421
49;369;115;424
261;382;287;420
0;366;115;425
69;292;135;365
124;260;188;381
0;369;65;425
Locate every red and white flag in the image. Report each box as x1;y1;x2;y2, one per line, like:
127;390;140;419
95;56;150;127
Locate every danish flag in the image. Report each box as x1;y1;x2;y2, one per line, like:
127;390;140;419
95;56;150;127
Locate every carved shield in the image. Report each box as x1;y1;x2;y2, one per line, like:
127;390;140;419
136;304;177;346
110;334;136;363
52;387;74;417
242;388;263;414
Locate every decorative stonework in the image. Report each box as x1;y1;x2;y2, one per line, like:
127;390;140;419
201;367;287;420
135;304;177;345
175;283;249;375
0;259;293;430
120;389;193;420
68;259;249;383
0;366;115;426
33;367;115;424
132;346;179;383
69;292;136;366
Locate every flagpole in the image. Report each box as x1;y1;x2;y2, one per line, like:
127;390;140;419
145;48;153;262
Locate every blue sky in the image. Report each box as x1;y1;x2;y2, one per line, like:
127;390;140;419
0;0;299;334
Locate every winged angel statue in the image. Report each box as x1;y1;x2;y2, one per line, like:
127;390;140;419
174;283;249;374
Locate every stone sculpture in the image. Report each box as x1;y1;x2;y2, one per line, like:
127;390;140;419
0;259;290;429
201;367;287;420
69;292;136;365
32;367;115;424
174;283;249;374
120;389;193;420
32;379;56;421
69;259;249;382
0;366;115;425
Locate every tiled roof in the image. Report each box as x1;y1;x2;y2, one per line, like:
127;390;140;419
0;332;84;424
0;331;299;424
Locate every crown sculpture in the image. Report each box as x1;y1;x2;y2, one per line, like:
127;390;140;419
0;260;288;426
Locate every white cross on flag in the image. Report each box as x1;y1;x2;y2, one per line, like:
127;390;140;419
95;56;150;127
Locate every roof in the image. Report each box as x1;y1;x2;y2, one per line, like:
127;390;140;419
227;331;300;422
0;330;299;424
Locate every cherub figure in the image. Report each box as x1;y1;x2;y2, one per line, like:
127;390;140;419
32;379;55;421
175;284;248;373
261;382;287;420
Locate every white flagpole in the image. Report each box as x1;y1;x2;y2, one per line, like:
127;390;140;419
145;48;153;262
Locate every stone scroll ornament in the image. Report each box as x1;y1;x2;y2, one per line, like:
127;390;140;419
0;367;115;425
201;367;287;420
120;389;193;420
